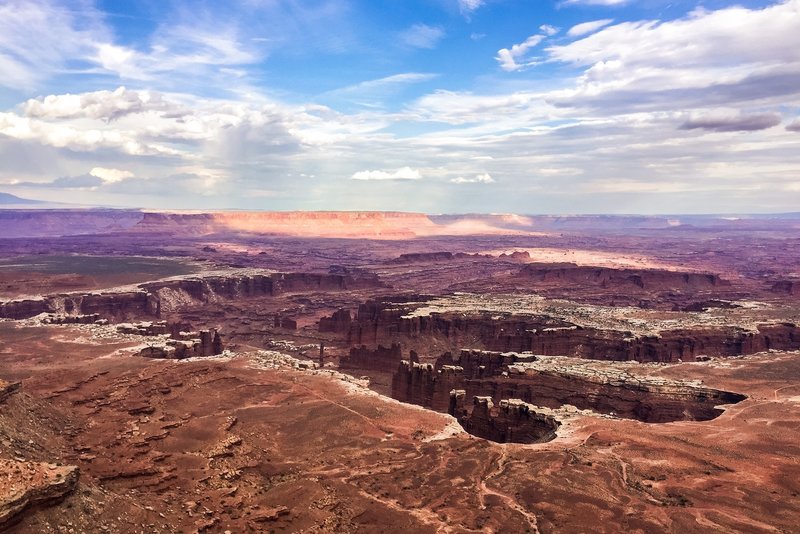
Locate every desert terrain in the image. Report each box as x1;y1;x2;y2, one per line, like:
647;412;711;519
1;209;799;533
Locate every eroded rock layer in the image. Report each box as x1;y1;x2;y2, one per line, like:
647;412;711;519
322;300;800;362
0;460;79;529
519;263;728;290
390;350;746;432
0;271;382;321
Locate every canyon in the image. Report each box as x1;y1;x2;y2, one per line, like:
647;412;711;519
0;210;799;532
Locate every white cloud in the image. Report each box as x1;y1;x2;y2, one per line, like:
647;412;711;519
351;167;422;181
89;167;134;183
786;120;800;132
567;19;614;37
450;173;495;184
540;25;559;36
458;0;485;14
0;0;107;90
400;24;445;49
496;35;545;71
543;1;800;117
23;87;178;121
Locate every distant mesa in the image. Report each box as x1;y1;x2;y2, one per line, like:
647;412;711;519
0;192;44;205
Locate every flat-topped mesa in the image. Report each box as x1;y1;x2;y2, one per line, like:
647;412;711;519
391;349;747;424
138;328;223;359
449;394;561;444
519;262;729;291
130;211;438;238
320;298;800;362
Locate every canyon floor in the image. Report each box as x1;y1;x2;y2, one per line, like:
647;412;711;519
1;210;799;533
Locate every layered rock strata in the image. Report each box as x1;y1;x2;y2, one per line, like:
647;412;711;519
0;460;79;528
322;300;800;362
449;394;561;444
0;271;381;321
391;350;746;426
519;263;728;291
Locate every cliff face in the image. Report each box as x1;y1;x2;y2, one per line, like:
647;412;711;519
341;344;405;371
390;350;747;428
0;272;382;321
449;395;560;444
519;263;728;290
322;301;800;363
0;209;143;238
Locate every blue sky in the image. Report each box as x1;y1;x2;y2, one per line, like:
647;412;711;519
0;0;798;213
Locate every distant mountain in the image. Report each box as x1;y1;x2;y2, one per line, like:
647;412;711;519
0;192;44;205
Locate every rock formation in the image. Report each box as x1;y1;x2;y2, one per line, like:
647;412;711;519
321;300;800;362
0;271;383;321
519;263;728;291
0;460;79;529
137;328;223;359
391;350;746;428
0;380;21;404
449;395;561;444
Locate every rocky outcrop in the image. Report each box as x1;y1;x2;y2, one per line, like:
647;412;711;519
137;328;223;359
42;313;102;325
0;460;79;528
391;350;747;424
449;395;560;444
322;300;800;363
0;380;21;404
519;263;728;291
771;280;799;295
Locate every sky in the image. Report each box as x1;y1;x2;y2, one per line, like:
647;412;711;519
0;0;798;214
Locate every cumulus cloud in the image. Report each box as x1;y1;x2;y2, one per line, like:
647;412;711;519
400;24;445;49
787;120;800;132
89;167;134;183
496;35;545;71
351;167;422;181
567;19;614;37
679;113;782;132
450;173;495;184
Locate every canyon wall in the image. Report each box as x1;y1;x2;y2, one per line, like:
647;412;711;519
391;350;747;425
519;263;728;290
0;272;381;321
322;301;800;362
